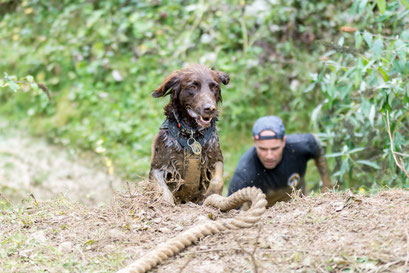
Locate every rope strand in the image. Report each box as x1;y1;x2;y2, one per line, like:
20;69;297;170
116;187;267;273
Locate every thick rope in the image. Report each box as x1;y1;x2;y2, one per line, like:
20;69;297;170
116;187;267;273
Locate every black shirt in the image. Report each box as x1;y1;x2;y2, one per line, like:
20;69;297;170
228;133;321;196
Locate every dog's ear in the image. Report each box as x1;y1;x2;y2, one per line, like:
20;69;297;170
152;73;181;98
215;70;230;85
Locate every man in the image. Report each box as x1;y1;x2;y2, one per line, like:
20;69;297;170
228;115;332;207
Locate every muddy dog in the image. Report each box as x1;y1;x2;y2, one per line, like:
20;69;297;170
149;64;229;204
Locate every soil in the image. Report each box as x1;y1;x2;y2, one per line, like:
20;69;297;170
1;123;409;273
0;120;121;206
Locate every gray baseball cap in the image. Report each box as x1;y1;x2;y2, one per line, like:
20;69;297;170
252;116;285;140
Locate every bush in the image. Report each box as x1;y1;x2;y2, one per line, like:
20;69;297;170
1;0;407;190
313;0;409;190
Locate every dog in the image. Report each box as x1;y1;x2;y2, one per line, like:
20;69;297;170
149;64;229;204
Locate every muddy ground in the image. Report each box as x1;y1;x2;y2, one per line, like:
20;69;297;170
0;120;122;205
1;123;409;273
2;187;409;273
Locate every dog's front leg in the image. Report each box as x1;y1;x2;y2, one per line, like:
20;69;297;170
151;169;175;205
205;161;224;196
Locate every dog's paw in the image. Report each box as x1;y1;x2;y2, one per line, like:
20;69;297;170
205;177;224;196
162;190;175;205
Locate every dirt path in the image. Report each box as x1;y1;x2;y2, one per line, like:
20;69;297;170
0;120;122;206
1;187;409;272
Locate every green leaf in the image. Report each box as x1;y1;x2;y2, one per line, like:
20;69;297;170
382;96;392;111
31;83;39;93
373;38;384;58
357;160;380;169
358;0;369;14
355;31;363;49
326;152;345;158
388;91;395;106
347;147;366;154
363;31;373;47
404;90;409;104
361;98;371;117
304;83;316;93
394;131;405;147
354;69;361;88
311;103;323;125
377;0;386;14
7;80;20;92
26;75;34;82
86;10;104;28
395;39;407;62
401;30;409;40
369;104;376;126
378;66;388;81
338;37;345;46
340;158;350;177
400;0;409;9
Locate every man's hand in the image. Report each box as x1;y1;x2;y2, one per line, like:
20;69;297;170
314;155;332;192
312;135;332;192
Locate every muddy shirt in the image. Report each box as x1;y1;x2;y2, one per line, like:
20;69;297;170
227;133;321;196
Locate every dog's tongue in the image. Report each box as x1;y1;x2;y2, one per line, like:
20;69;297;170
187;108;200;119
187;108;211;127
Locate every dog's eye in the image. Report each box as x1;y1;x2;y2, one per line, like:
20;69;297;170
188;82;200;91
209;82;220;92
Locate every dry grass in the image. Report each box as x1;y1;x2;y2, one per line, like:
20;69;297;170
1;188;409;273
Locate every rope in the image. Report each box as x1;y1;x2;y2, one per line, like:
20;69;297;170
116;187;267;273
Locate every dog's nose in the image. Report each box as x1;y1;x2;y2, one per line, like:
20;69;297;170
204;104;216;114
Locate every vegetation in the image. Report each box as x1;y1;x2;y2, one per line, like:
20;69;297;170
315;0;409;191
0;0;408;191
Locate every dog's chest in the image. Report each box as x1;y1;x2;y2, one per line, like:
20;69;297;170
160;129;218;167
158;130;219;202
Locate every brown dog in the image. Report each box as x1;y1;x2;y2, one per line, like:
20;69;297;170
149;64;229;204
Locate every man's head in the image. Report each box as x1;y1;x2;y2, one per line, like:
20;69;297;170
252;116;286;169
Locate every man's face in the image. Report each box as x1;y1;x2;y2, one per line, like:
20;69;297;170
254;130;286;169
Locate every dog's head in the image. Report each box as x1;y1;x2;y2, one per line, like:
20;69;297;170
152;64;229;128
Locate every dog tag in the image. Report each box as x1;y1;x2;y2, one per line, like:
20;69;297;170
187;137;202;155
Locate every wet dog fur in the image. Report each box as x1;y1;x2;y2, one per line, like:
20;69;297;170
149;64;229;204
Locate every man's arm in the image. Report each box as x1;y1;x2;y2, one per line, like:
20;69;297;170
312;135;332;192
228;171;251;196
228;171;254;210
314;155;332;191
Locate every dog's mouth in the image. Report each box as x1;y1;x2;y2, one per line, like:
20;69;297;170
187;108;212;127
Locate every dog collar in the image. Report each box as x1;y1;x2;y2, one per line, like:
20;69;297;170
160;117;215;155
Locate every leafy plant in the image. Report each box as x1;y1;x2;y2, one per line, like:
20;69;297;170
313;0;409;189
0;0;407;191
1;73;53;102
